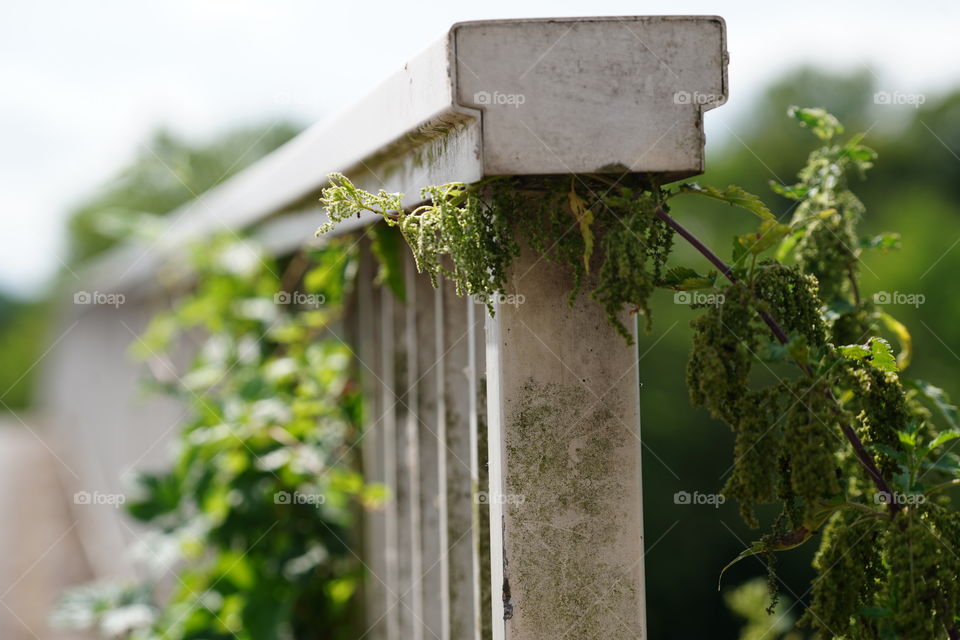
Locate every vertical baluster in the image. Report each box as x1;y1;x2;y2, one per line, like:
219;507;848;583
408;254;443;639
358;240;387;640
380;281;403;640
437;282;486;639
470;297;493;640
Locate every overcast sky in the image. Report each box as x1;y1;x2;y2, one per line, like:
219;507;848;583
1;0;958;298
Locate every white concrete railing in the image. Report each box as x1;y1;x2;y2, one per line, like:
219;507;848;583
46;16;727;640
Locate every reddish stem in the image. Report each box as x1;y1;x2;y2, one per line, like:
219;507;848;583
654;206;899;514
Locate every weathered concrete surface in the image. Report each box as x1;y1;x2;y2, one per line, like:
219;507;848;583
0;422;94;640
485;249;646;640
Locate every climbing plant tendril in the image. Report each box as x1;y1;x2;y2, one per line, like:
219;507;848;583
318;107;960;638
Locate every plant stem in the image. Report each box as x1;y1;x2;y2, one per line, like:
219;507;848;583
654;206;900;514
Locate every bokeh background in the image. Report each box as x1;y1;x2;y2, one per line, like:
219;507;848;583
2;1;959;638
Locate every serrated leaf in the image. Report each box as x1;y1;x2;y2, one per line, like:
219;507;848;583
839;338;897;372
658;266;717;290
897;430;916;449
788;106;844;141
676;183;774;220
568;185;595;272
924;431;960;458
870;337;898;372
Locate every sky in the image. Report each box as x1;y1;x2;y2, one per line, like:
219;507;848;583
1;0;958;298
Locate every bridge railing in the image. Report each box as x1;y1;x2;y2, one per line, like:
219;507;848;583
46;16;727;640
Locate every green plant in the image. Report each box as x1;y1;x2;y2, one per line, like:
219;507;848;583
53;236;378;639
317;108;960;638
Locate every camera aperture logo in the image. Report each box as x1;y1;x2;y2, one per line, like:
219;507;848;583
472;292;525;308
674;490;725;508
873;291;924;308
274;291;325;307
673;291;724;307
673;90;723;106
875;492;925;506
475;491;525;506
274;490;326;507
473;90;525;109
873;91;925;109
74;291;125;308
73;490;126;508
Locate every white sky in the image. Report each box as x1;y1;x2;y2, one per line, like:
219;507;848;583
1;0;958;298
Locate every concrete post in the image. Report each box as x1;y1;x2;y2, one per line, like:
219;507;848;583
486;248;646;639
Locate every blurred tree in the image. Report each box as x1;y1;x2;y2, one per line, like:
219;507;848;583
0;121;301;413
67;122;301;263
0;293;48;410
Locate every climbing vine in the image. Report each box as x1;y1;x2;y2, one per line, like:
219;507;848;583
53;237;377;639
318;107;960;638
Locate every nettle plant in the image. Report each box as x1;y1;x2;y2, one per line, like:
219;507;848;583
318;108;960;639
54;237;377;639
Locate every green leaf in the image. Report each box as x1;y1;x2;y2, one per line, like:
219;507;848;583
718;520;830;590
568;185;595;272
731;235;749;270
878;312;912;370
769;181;810;201
788;106;844;141
860;232;902;252
658;266;717;290
871;444;908;465
737;219;791;256
924;431;960;457
869;337;898;372
908;380;960;429
675;183;774;220
839;338;898;372
775;229;805;262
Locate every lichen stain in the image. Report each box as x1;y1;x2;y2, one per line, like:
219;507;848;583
503;379;641;639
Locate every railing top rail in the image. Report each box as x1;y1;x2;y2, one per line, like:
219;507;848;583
84;15;727;294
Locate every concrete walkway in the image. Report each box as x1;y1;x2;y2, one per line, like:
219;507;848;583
0;422;94;639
